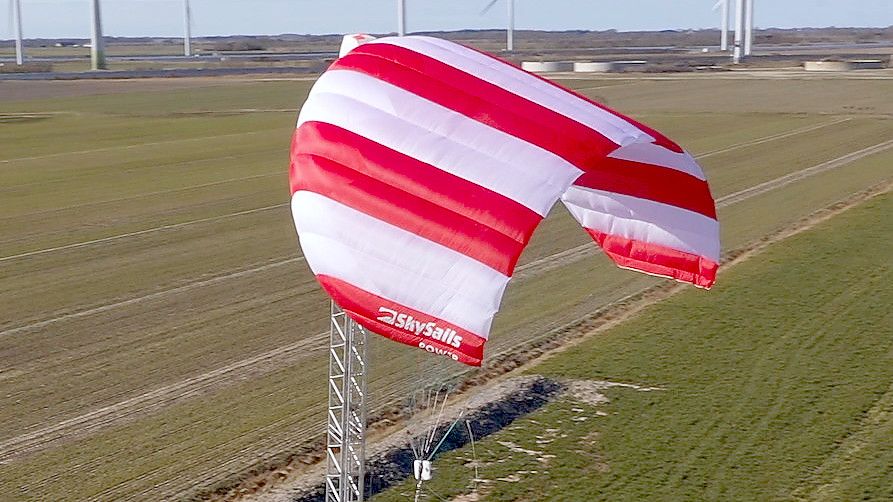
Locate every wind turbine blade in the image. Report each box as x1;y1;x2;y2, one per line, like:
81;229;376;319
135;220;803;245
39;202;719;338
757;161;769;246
479;0;499;16
712;0;724;11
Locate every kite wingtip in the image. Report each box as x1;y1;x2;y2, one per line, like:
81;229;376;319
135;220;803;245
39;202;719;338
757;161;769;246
339;33;377;58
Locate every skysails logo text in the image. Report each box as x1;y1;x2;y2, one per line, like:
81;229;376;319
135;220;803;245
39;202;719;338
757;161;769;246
376;307;463;349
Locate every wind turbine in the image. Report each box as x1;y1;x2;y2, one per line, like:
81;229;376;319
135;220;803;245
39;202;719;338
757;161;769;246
481;0;514;52
10;0;24;64
90;0;106;69
397;0;406;36
183;0;192;56
712;0;729;51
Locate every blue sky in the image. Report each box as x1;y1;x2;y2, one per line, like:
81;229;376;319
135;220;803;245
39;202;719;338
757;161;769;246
3;0;891;39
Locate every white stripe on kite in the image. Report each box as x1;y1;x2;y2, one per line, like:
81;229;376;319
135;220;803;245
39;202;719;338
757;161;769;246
607;141;706;180
298;69;582;216
291;191;509;338
562;185;721;261
372;36;648;148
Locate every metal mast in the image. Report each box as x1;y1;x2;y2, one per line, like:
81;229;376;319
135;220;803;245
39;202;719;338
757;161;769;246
325;302;368;502
90;0;106;70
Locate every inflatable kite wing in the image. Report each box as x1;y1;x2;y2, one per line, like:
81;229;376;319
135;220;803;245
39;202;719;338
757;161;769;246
289;35;720;366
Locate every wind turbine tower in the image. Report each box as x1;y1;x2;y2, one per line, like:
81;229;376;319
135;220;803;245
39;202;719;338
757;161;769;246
506;0;514;51
183;0;192;56
90;0;106;69
397;0;406;36
731;0;756;63
744;0;754;56
713;0;729;51
481;0;514;52
732;0;745;63
12;0;24;64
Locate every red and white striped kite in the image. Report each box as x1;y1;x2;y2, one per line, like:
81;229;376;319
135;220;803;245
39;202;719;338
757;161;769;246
289;36;719;366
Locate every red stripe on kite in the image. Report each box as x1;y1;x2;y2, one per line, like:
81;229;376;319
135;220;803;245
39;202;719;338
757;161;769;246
318;274;487;366
292;142;526;276
291;121;542;246
572;158;717;219
456;41;685;154
585;229;718;289
334;44;619;170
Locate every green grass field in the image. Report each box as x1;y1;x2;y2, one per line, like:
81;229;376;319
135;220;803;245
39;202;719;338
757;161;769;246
372;190;893;502
0;72;891;500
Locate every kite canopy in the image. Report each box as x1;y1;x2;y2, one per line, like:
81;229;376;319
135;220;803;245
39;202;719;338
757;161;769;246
289;35;720;366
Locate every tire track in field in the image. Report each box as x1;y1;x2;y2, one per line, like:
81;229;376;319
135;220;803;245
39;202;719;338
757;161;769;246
696;117;851;159
83;410;325;502
0;257;301;338
0;336;329;464
89;380;419;502
0;129;273;165
789;379;893;501
30;406;324;499
715;138;893;206
4;137;891;470
0;203;288;264
0;116;848;264
0;150;271;195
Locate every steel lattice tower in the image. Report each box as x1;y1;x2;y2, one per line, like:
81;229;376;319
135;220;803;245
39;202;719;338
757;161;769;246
325;302;368;502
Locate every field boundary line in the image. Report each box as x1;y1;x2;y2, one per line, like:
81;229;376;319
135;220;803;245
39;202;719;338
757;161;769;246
0;257;301;338
1;118;850;263
0;203;287;263
0;129;272;165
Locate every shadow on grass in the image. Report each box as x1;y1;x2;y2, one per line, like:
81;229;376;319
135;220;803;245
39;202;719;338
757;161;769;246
294;377;564;502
